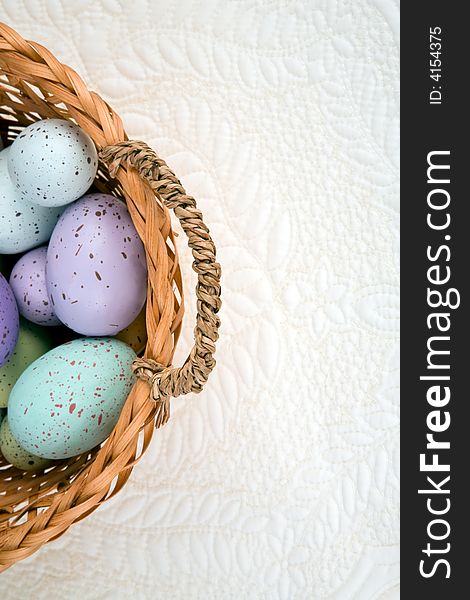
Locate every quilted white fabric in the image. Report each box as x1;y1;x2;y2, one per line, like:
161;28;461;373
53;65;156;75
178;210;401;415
0;1;399;598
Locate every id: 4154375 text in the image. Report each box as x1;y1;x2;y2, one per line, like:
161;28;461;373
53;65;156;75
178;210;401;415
429;26;442;105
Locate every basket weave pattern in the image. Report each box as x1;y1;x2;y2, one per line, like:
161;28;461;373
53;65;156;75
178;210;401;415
0;22;221;571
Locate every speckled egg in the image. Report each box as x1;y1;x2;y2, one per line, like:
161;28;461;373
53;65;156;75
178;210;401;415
115;305;147;354
8;337;136;459
0;417;52;471
0;318;53;408
0;273;19;368
9;246;61;326
46;193;148;336
0;147;65;254
7;119;98;208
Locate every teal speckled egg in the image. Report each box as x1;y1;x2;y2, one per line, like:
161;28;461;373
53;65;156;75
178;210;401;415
0;416;52;471
8;337;136;459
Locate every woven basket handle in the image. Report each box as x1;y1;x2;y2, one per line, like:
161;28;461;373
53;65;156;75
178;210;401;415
100;141;221;428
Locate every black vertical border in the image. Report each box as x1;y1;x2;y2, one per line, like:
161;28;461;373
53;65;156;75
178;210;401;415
401;4;469;595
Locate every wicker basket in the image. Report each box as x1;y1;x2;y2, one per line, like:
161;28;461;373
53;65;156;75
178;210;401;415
0;22;221;571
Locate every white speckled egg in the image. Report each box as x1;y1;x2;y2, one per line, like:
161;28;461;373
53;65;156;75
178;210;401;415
9;246;61;326
0;416;52;471
46;193;147;336
7;119;98;208
0;148;65;254
8;337;136;459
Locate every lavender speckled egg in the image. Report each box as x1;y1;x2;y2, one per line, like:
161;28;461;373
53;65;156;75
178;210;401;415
7;119;98;208
8;337;136;459
9;246;61;326
0;273;19;367
0;417;53;471
0;148;65;254
46;193;147;336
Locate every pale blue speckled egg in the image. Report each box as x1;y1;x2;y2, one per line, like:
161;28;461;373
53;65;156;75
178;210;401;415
7;119;98;208
8;337;136;459
0;147;64;254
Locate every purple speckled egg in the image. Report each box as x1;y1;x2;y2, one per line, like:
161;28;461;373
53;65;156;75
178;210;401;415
9;246;61;326
46;193;147;336
0;273;19;367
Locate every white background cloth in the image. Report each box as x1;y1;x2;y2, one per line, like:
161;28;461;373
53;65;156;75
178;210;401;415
0;1;399;598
